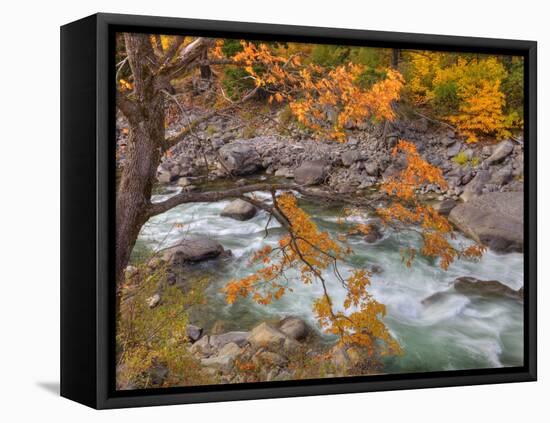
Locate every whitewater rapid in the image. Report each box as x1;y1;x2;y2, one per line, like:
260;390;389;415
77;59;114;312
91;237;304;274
134;187;524;373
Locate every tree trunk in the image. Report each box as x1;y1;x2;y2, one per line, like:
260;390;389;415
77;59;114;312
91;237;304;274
115;34;165;284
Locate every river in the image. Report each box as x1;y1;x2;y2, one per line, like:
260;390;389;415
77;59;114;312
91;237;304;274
132;185;524;374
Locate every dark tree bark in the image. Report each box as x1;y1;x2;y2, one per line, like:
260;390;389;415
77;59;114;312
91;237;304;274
115;35;241;284
116;34;165;284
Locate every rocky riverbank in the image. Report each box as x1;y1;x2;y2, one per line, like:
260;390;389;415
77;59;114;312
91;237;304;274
143;110;524;253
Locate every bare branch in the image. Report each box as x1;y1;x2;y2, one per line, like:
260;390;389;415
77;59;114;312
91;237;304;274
146;182;299;218
159;37;214;79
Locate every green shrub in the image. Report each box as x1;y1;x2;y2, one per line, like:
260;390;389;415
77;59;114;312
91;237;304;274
116;262;214;389
470;156;481;167
310;45;349;67
452;151;469;166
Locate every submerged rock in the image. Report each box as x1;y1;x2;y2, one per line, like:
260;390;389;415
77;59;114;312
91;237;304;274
449;192;523;252
453;276;523;300
220;199;257;221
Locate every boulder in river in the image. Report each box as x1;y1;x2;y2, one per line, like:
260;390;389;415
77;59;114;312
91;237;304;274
220;199;257;221
219;142;262;175
449;192;523;252
453;276;523;300
294;160;328;185
162;237;227;265
363;223;383;243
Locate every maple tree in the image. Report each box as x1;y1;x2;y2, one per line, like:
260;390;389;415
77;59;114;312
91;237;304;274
403;52;522;142
114;35;501;367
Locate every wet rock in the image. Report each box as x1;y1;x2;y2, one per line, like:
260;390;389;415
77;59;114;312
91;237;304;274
364;223;383;243
221;199;257;221
453;276;523;300
162;237;226;265
278;317;309;341
294;160;328;185
219;142;262;175
449;192;523;252
370;264;384;274
486;140;514;165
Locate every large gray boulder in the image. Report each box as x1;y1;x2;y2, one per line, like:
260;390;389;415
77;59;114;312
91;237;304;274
219;142;262;175
209;331;249;349
449;192;523;252
453;276;523;300
162;237;226;264
341;150;361;166
294;160;328;185
433;199;458;216
220;199;257;221
460;170;491;202
278;317;309;341
486;140;514;165
247;322;300;353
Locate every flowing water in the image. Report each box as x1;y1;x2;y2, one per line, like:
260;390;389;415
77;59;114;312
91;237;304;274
133;185;524;374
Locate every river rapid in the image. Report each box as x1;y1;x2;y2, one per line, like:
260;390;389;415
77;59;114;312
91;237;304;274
132;185;524;374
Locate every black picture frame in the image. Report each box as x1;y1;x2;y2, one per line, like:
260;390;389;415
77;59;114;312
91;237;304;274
60;12;537;409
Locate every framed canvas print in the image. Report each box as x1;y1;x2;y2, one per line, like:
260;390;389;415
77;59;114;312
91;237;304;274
60;13;537;409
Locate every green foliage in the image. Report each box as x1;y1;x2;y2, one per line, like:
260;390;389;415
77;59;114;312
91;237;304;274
221;39;244;57
501;56;524;127
116;262;214;389
310;45;350;67
242;125;257;138
205;125;218;137
470;156;481;167
452;151;469;166
222;66;256;100
432;80;460;115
